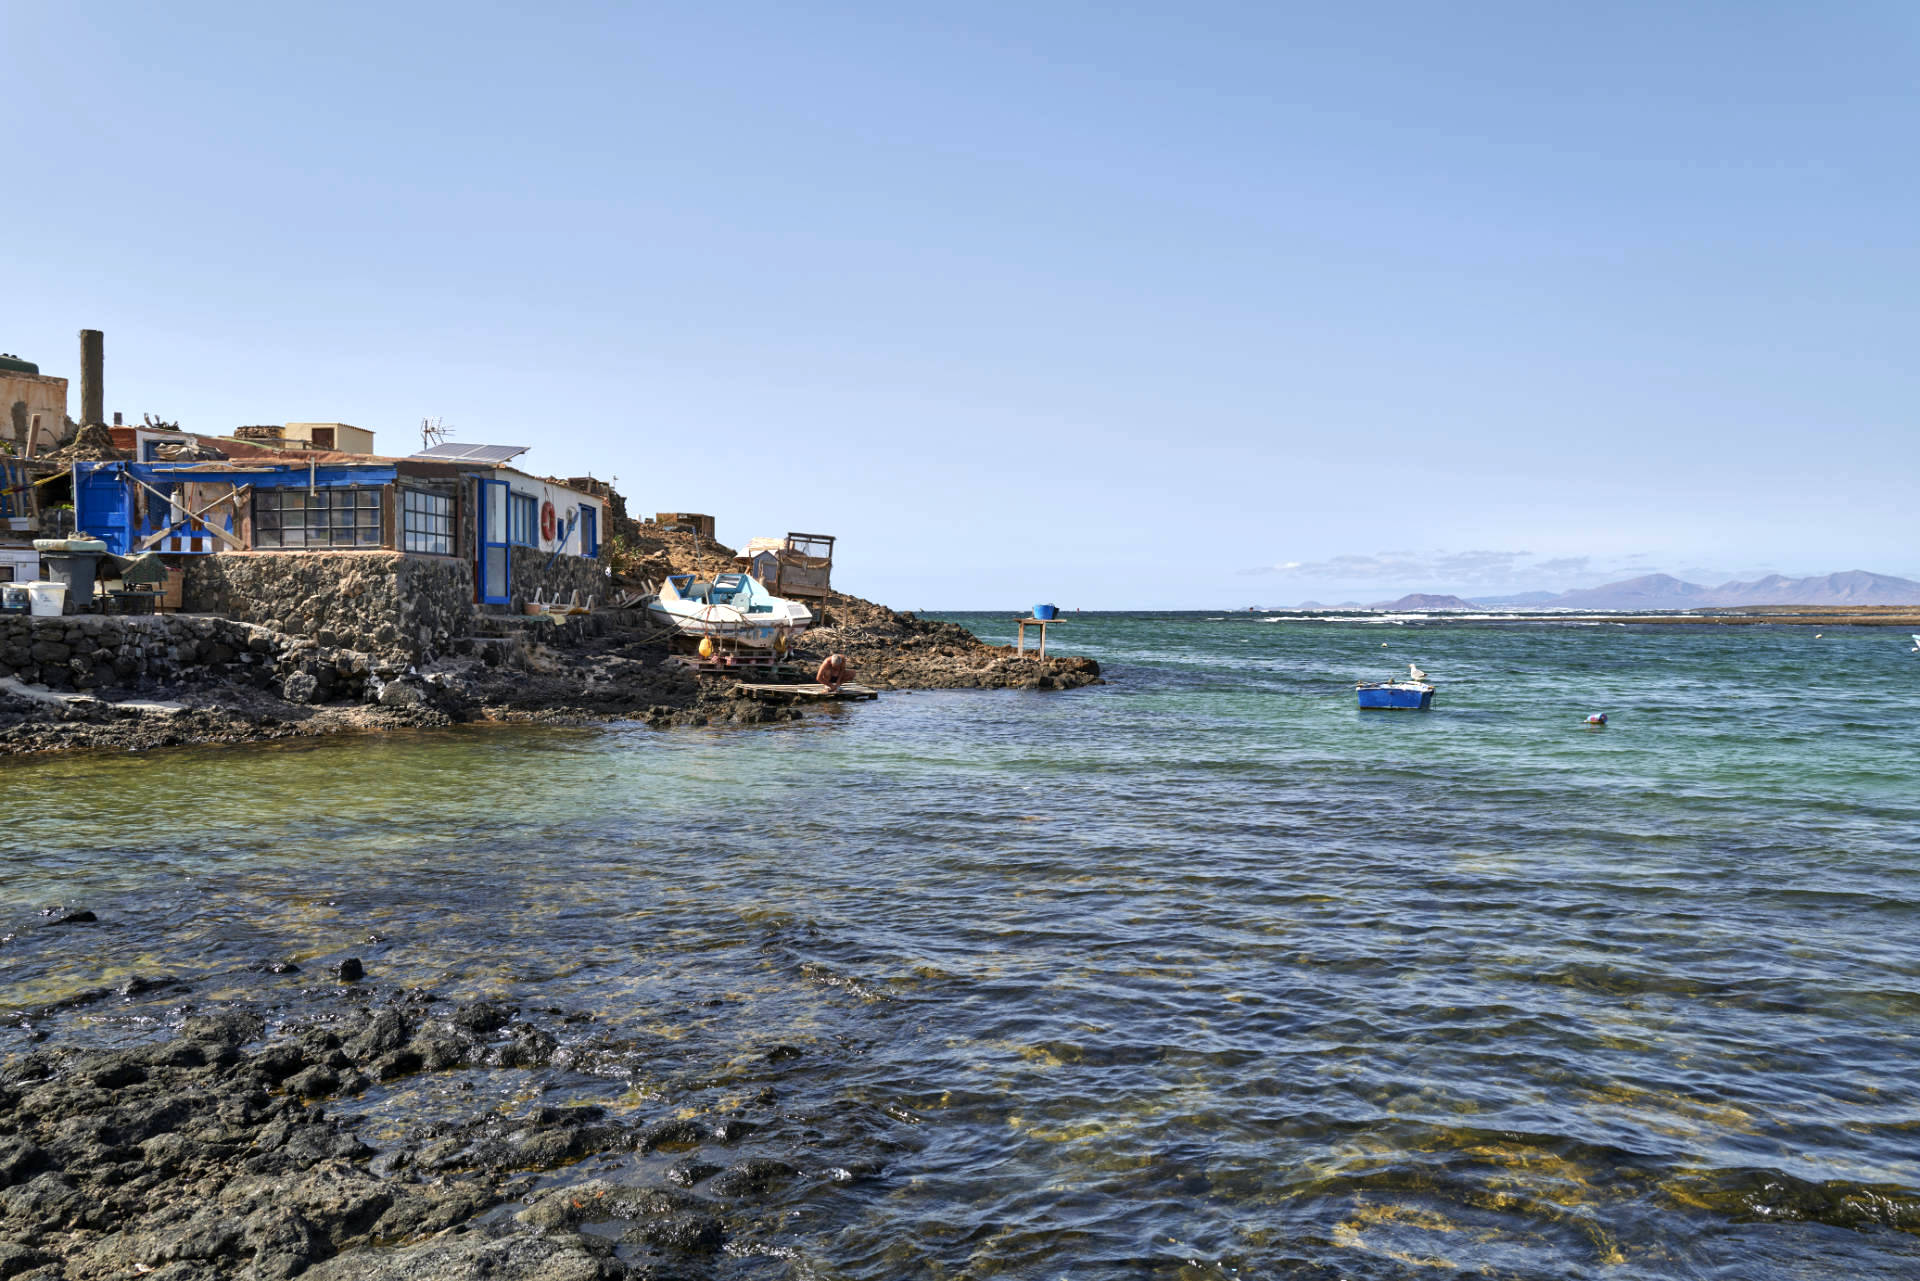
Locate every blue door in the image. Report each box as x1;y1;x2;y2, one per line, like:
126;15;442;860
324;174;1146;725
73;463;135;554
478;478;511;603
578;507;598;558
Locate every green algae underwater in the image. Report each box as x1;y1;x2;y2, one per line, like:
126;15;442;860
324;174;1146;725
5;612;1919;1278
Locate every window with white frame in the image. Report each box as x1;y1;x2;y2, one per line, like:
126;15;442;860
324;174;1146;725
254;487;383;549
401;488;453;555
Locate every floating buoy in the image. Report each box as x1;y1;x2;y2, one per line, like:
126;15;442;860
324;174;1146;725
1814;634;1822;639
1585;713;1607;726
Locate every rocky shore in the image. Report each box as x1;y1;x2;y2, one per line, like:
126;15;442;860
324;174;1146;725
792;593;1101;692
1;980;865;1279
0;592;1099;759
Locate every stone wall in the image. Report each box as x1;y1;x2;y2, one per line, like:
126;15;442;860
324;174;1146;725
508;546;608;610
0;614;290;693
181;551;475;660
0;613;410;705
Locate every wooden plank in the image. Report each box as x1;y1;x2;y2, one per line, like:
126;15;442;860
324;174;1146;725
735;682;878;702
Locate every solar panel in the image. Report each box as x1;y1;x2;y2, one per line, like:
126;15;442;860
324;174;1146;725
407;442;530;463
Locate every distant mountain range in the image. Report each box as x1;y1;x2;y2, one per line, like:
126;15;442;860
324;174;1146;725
1368;593;1482;610
1332;569;1920;612
1537;570;1920;610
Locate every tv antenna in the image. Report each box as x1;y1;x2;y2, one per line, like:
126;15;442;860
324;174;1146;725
420;417;453;450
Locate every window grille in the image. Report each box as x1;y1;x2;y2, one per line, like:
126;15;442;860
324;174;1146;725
253;487;383;550
401;488;453;555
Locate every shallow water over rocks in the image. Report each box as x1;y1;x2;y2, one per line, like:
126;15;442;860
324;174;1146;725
5;614;1919;1277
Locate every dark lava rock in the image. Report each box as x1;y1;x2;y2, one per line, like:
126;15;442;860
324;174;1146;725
45;909;97;926
625;1208;726;1253
284;1065;339;1098
335;957;364;982
303;1230;621;1280
663;1157;722;1188
637;1118;708;1153
87;1060;149;1090
489;1023;557;1068
451;1000;515;1034
0;1243;49;1277
0;983;800;1279
709;1117;758;1143
252;1043;308;1083
0;1135;47;1187
707;1157;797;1198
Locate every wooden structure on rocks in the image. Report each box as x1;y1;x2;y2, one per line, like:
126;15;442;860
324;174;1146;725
739;532;836;620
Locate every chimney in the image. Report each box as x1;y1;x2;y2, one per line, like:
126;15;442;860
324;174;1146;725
79;329;104;426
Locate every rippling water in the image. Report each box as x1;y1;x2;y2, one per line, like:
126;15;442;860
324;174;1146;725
6;613;1920;1277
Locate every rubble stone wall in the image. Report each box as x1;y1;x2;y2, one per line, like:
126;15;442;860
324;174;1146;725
508;546;608;609
0;614;293;693
181;551;474;660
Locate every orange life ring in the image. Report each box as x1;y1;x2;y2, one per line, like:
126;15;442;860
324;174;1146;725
540;500;556;542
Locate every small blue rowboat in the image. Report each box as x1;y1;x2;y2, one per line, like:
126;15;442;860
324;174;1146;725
1357;665;1434;710
1356;681;1434;710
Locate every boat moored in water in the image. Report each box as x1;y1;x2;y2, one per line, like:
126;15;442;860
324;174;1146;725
648;573;813;648
1357;664;1436;710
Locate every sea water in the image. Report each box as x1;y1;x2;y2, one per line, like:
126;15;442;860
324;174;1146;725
5;614;1918;1278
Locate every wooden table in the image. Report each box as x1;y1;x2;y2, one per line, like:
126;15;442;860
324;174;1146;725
1014;616;1062;659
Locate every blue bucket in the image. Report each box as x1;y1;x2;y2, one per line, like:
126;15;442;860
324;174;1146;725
1033;604;1059;620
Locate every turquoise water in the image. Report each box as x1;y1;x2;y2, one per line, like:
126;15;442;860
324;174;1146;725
5;613;1919;1277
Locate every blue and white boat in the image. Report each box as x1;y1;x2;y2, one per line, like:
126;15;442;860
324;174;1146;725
1357;664;1435;710
649;572;814;648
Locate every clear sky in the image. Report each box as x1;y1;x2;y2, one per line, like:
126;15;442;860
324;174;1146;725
6;2;1915;607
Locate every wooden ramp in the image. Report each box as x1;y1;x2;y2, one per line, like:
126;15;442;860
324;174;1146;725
668;654;811;679
734;681;878;703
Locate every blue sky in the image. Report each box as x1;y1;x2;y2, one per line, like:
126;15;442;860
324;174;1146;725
5;2;1914;606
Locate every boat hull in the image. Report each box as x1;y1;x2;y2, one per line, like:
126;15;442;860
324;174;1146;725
1356;683;1434;710
647;602;811;649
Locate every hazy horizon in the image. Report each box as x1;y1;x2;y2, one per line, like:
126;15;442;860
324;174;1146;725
9;3;1916;610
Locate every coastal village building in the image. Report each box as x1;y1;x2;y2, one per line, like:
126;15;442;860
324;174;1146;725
0;329;768;670
283;422;376;453
1;352;69;455
70;444;604;596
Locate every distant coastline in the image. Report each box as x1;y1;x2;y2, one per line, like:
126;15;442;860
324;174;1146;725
1287;569;1920;614
1264;604;1920;627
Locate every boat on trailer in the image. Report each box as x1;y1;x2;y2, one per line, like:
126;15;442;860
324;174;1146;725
1357;664;1436;710
649;573;813;648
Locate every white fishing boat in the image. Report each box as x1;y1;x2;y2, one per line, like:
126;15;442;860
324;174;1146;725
649;572;813;648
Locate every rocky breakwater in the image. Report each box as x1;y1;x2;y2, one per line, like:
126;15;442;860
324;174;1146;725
792;593;1101;692
0;985;876;1279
